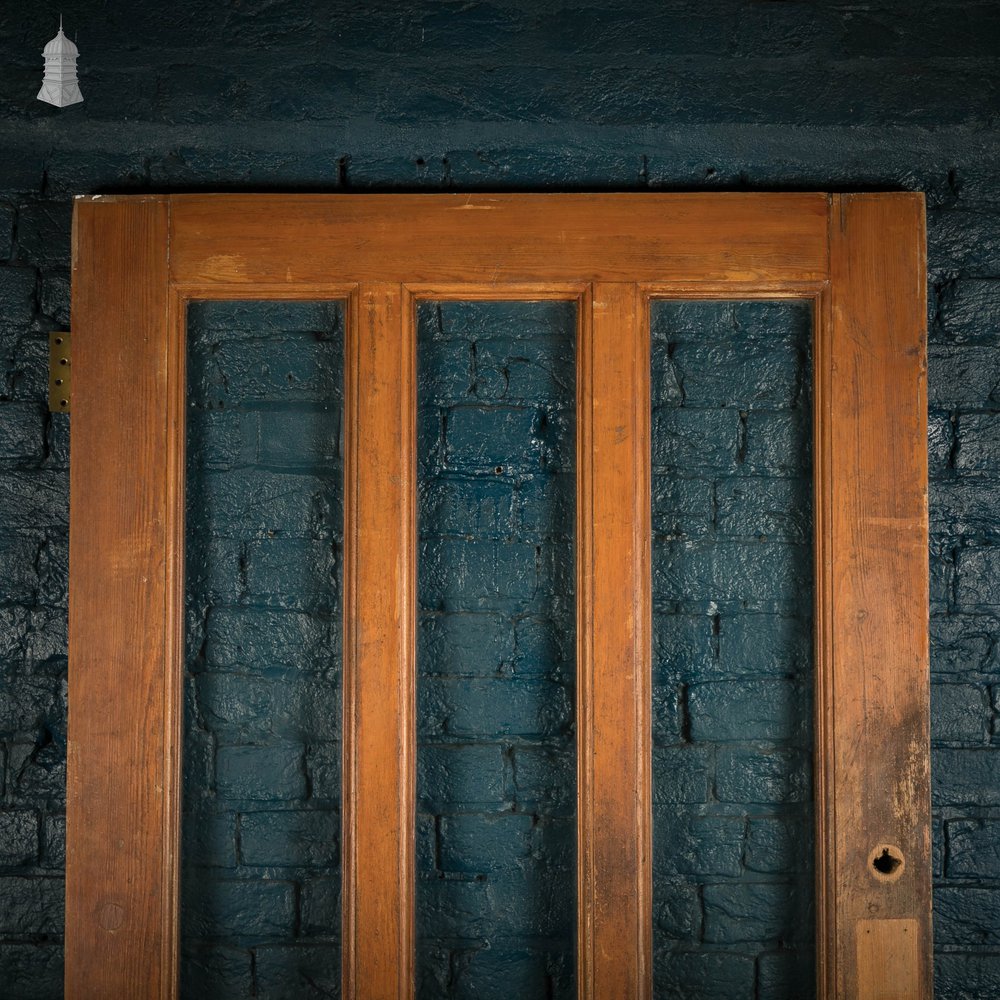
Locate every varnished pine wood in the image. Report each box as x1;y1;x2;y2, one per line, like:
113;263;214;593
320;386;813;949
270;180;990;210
342;283;416;999
67;195;176;999
167;193;829;287
68;192;931;1000
578;282;652;1000
818;193;931;997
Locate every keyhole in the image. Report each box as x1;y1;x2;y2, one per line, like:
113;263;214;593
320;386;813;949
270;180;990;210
868;843;905;882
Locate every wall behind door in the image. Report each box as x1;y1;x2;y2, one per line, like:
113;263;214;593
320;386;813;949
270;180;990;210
0;2;997;997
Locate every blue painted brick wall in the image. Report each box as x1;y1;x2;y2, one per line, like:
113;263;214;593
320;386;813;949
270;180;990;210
651;301;813;999
416;301;576;999
1;1;1000;997
183;300;344;998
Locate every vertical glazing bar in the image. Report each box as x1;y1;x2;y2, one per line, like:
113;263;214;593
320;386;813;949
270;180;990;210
343;282;416;999
578;282;652;1000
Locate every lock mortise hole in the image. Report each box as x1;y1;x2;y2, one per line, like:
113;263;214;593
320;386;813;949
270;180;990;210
868;843;905;882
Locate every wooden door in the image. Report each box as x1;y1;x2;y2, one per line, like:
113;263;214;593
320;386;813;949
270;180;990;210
67;193;929;999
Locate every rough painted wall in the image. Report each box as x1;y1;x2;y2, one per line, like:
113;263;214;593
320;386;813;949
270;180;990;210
183;300;344;997
416;300;576;998
650;301;814;997
0;1;998;997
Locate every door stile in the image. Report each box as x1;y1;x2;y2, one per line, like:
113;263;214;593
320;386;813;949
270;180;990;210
342;282;417;999
67;196;178;999
577;282;653;1000
820;194;931;998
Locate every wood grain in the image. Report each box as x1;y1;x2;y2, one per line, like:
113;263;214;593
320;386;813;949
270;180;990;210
818;193;931;998
342;283;416;999
67;192;930;1000
67;196;177;998
168;193;829;287
578;282;652;1000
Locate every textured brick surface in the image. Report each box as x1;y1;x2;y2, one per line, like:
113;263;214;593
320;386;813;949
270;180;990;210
0;2;998;997
416;300;576;998
181;300;343;995
650;301;815;997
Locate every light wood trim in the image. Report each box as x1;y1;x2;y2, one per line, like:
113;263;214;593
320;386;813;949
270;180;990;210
67;196;177;999
167;193;829;286
578;282;652;1000
66;192;931;1000
342;283;416;998
818;193;931;997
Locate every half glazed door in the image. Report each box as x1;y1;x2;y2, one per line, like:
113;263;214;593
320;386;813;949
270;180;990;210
66;193;930;999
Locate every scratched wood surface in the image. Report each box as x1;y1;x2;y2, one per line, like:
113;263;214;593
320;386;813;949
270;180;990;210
67;196;177;998
167;192;829;287
342;283;416;999
577;282;652;1000
66;193;930;1000
818;193;931;998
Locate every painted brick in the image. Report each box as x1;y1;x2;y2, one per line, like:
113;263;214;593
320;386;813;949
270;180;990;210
947;819;1000;879
756;949;815;998
0;943;63;1000
715;747;811;804
936;953;1000;1000
932;683;989;744
689;678;808;743
183;878;295;940
196;673;341;743
0;810;38;866
717;613;812;678
653;813;745;878
935;750;1000;808
255;945;341;1000
189;332;343;405
929;411;954;476
0;266;36;332
653;949;755;1000
703;882;808;945
670;341;801;409
942;279;1000;343
419;744;505;811
256;405;341;468
304;742;340;802
205;607;337;671
444;405;540;470
936;886;1000;945
421;478;517;538
41;814;64;870
182;809;237;868
957;413;1000;471
651;746;713;804
419;539;539;611
715;476;812;542
654;540;810;606
0;877;62;934
743;410;811;474
186;469;340;539
651;475;714;540
929;345;1000;408
300;876;340;936
420;676;571;739
239;809;338;867
931;614;999;675
653;882;701;941
419;612;513;677
745;816;813;875
179;945;253;998
508;746;574;816
0;404;44;463
215;744;306;801
651;406;740;471
438;813;534;875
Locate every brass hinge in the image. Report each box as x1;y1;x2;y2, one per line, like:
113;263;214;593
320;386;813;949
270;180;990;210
48;332;71;413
